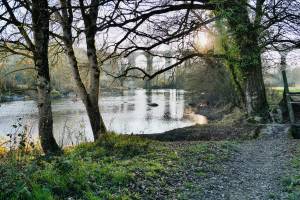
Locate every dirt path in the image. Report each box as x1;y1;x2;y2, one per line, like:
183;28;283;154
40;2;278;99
201;124;296;200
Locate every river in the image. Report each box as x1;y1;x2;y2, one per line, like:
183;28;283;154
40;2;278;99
0;89;194;145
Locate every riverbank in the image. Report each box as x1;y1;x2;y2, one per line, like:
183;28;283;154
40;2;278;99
138;105;259;142
0;87;142;103
0;89;73;103
1;123;300;199
140;124;259;141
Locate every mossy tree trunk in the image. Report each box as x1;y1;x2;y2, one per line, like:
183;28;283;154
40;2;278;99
224;0;269;117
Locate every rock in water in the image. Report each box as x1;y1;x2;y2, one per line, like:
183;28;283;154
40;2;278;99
148;103;159;107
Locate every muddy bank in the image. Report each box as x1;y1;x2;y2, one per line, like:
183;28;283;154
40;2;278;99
139;124;260;142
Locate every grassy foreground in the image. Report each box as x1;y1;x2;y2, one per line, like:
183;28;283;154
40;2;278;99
0;133;235;200
283;144;300;200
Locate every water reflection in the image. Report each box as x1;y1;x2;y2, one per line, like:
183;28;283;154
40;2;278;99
145;90;152;121
163;91;171;120
0;89;194;143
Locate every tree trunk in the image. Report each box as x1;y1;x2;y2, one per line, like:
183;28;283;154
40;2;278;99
58;0;106;140
32;0;61;154
238;36;268;116
225;0;269;117
242;60;268;115
85;35;107;137
86;37;100;104
227;63;246;107
85;103;106;140
65;41;106;140
65;46;107;139
80;0;107;137
236;44;269;116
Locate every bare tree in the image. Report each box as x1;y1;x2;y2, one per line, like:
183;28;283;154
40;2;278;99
51;0;107;140
47;0;217;140
96;0;300;117
0;0;61;154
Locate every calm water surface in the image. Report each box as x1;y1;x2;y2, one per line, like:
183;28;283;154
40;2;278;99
0;89;194;144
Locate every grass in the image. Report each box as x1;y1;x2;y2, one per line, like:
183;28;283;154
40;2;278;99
266;87;300;106
271;87;300;93
282;144;300;200
0;133;235;200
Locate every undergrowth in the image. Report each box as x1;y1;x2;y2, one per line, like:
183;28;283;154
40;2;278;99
0;132;234;200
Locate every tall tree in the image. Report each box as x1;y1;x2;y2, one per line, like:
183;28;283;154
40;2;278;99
0;0;61;154
52;0;106;140
220;0;299;116
222;0;268;115
79;0;107;137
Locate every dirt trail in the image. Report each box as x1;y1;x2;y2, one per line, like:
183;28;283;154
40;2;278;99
201;124;296;200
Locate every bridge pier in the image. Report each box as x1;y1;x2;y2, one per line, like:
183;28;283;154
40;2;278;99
121;50;178;89
145;52;153;89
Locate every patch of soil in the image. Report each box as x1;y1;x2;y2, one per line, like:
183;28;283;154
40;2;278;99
140;124;259;142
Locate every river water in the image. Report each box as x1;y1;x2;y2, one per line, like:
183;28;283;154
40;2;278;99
0;89;194;145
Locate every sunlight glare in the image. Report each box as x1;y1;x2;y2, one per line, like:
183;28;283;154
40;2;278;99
194;31;213;53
